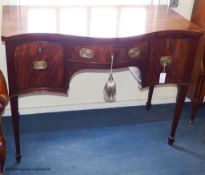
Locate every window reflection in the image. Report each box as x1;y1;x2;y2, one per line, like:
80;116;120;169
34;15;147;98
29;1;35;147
28;8;57;33
27;6;148;37
119;8;146;36
59;7;87;36
90;7;118;37
18;0;155;6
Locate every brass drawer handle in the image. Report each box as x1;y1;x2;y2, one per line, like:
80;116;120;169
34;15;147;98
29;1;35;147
79;48;95;59
33;60;47;70
128;47;141;58
160;56;172;66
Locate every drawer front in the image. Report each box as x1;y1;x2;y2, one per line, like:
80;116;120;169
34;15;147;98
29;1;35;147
147;38;190;84
68;41;148;64
15;41;65;91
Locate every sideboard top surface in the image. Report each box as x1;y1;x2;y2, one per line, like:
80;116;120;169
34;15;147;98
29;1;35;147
1;5;203;40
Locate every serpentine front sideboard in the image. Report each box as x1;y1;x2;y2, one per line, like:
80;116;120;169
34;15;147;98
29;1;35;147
1;5;203;163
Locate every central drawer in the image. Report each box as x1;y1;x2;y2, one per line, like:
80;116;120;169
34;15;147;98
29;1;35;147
15;41;65;92
67;41;149;64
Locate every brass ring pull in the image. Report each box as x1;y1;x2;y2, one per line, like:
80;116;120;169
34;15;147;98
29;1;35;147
128;47;141;58
160;56;172;66
79;48;95;59
33;60;47;70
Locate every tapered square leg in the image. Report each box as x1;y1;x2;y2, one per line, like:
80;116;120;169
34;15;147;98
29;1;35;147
168;85;188;145
146;86;154;110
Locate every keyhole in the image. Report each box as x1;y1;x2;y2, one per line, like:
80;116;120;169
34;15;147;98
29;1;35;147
163;65;166;72
38;47;43;53
166;40;170;49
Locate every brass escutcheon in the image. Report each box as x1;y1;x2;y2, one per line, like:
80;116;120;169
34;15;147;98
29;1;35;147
79;48;95;59
33;60;47;70
160;56;172;66
128;48;141;58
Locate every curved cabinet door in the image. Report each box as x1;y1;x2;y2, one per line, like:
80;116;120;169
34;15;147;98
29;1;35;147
15;41;66;93
146;38;190;85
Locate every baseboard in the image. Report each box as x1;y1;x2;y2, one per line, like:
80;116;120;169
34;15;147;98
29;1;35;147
3;97;191;116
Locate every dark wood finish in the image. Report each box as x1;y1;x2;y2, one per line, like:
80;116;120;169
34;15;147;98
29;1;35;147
169;85;188;144
147;38;191;84
0;70;8;173
15;41;65;92
1;5;203;162
146;86;154;110
1;5;202;38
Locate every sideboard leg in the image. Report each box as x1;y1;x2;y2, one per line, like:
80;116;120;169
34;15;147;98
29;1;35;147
168;85;188;145
189;100;201;124
10;96;21;163
189;74;205;123
0;158;5;174
146;86;154;110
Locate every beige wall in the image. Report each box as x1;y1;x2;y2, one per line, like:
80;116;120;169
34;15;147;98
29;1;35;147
1;0;194;115
173;0;195;20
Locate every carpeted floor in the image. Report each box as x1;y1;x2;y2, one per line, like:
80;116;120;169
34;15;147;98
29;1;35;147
2;103;205;175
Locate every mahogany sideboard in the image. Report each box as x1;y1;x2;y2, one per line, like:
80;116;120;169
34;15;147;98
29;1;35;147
187;0;205;122
1;5;203;164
